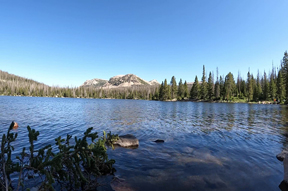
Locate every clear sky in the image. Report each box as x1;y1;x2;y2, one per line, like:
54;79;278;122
1;0;288;87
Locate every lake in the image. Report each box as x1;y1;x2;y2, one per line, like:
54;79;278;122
0;96;287;191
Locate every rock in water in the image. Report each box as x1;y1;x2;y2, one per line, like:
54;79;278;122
277;151;288;162
114;134;139;147
279;180;288;191
277;151;288;186
154;139;164;143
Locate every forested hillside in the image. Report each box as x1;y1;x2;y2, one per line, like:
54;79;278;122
0;70;159;99
0;70;50;96
1;51;288;103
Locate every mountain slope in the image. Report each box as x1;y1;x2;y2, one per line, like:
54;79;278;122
0;70;50;96
81;78;108;88
82;74;160;89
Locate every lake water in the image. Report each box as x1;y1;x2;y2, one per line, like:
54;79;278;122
0;96;287;191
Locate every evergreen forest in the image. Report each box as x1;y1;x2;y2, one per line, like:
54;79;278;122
1;51;288;103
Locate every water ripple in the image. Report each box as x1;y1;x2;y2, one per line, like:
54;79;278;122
0;96;287;190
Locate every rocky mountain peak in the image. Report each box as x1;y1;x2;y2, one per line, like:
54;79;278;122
81;78;108;88
81;74;160;89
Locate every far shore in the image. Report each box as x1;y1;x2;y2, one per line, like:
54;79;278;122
0;94;282;105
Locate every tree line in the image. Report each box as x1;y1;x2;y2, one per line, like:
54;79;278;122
1;51;288;103
157;51;288;103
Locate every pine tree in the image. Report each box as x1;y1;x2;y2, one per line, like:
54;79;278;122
167;85;171;100
215;67;220;99
201;65;207;99
159;82;164;100
277;70;285;103
190;76;199;99
270;74;277;101
224;72;235;100
255;70;262;101
240;80;246;98
219;75;224;99
207;72;213;100
236;71;241;97
170;76;177;99
163;79;169;100
184;80;188;98
263;71;269;100
247;71;253;102
178;78;184;100
153;88;159;100
282;51;288;103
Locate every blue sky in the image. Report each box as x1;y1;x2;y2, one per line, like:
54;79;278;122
0;0;288;87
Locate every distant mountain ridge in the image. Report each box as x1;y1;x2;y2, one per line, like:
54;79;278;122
81;74;160;89
81;78;108;88
0;70;49;88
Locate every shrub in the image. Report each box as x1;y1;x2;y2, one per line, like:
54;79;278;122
0;121;118;190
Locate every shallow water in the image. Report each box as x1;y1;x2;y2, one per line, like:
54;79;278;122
0;96;287;190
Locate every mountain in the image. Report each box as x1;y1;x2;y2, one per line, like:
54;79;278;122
81;78;108;88
149;79;160;85
82;74;160;89
0;69;51;96
0;70;48;86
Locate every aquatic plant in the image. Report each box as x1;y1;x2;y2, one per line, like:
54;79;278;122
0;121;119;191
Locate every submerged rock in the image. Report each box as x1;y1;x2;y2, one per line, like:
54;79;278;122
114;134;139;148
29;186;40;191
154;139;164;143
110;176;134;191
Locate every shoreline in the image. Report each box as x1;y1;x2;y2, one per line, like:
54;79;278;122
0;94;282;105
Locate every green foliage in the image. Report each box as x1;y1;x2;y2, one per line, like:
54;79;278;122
0;122;18;190
270;76;277;100
190;76;199;99
214;81;220;100
224;72;236;100
219;76;225;99
254;71;262;101
170;76;177;99
247;71;253;102
201;65;207;99
215;68;220;100
207;72;214;100
159;79;170;101
282;51;288;103
183;81;189;98
177;79;184;100
263;71;269;100
277;70;285;103
0;122;117;190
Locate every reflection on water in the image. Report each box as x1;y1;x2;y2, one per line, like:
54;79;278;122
0;96;287;190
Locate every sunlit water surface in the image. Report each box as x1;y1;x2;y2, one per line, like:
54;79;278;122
1;96;288;191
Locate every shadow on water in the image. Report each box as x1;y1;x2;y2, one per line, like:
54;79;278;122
0;96;286;190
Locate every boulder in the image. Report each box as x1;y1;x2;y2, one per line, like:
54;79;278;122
277;151;288;184
277;151;288;162
279;180;288;191
114;134;139;148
